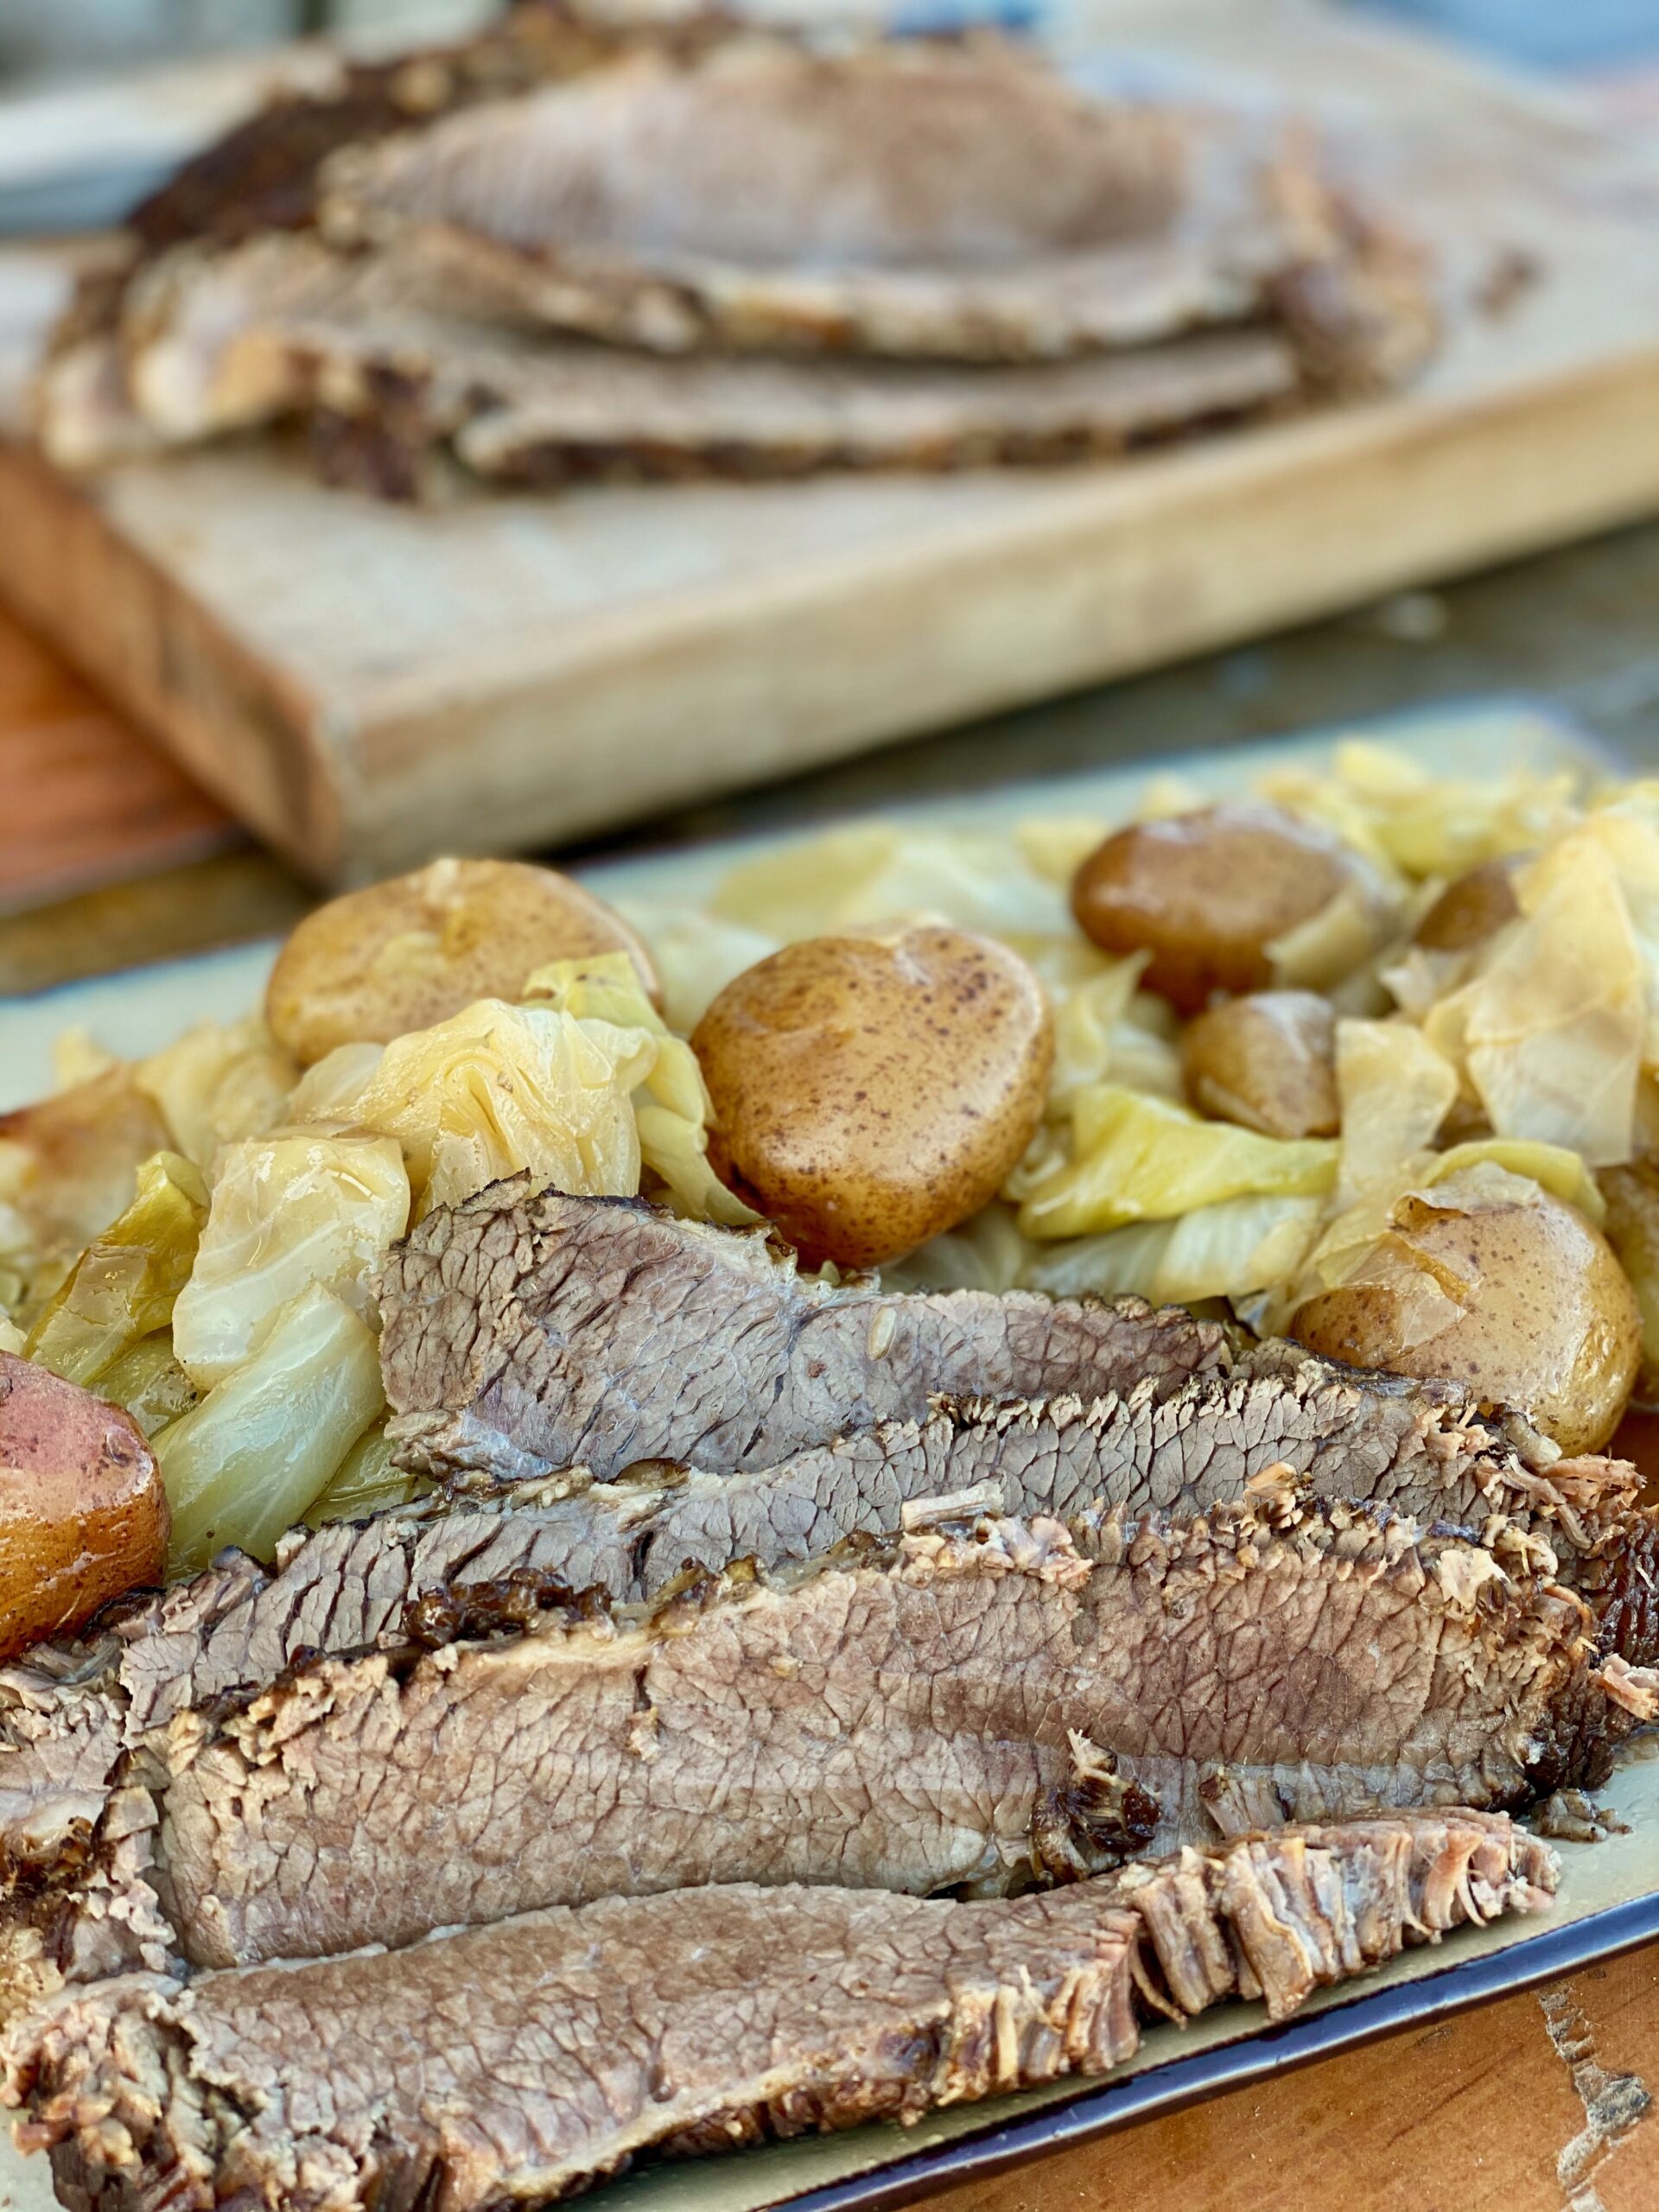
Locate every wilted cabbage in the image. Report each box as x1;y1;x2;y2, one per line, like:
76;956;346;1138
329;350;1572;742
709;823;1069;945
1334;1019;1459;1208
136;1015;299;1174
304;1421;430;1527
24;1151;208;1388
524;955;756;1226
1046;954;1181;1113
172;1133;410;1387
1010;1084;1338;1241
156;1282;383;1574
1023;1192;1325;1306
0;1316;22;1356
92;1332;200;1439
0;1068;171;1314
612;900;779;1035
1260;739;1579;880
880;1202;1035;1295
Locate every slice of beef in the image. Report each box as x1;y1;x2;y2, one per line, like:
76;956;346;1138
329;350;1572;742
141;1502;1638;1967
4;1814;1555;2211
378;1184;1235;1484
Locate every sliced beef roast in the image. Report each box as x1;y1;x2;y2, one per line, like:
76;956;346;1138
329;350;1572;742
20;1501;1629;1975
5;1815;1555;2211
378;1184;1234;1484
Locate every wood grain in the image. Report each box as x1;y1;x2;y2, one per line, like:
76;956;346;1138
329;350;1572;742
2;0;1658;884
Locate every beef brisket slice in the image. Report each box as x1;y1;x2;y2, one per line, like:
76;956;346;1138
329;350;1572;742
149;1503;1632;1967
6;1815;1555;2211
378;1185;1232;1484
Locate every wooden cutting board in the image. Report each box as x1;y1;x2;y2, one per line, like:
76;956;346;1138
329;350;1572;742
2;0;1657;887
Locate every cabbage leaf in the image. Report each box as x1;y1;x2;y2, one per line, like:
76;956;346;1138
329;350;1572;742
24;1151;207;1387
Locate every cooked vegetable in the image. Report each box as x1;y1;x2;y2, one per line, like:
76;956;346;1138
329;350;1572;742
303;1421;430;1527
156;1282;384;1574
693;926;1052;1268
1332;1019;1459;1208
1414;857;1521;951
1024;1192;1325;1307
24;1152;208;1389
265;857;660;1067
1070;804;1370;1014
0;1069;171;1317
93;1333;201;1440
135;1016;297;1174
1181;992;1338;1141
0;1351;168;1660
1599;1158;1659;1391
171;1134;410;1388
1290;1166;1640;1454
1012;1084;1338;1241
1259;739;1578;878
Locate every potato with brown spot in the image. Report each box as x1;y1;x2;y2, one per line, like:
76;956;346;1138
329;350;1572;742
1290;1174;1641;1455
693;926;1052;1269
1414;857;1522;952
266;857;660;1065
1070;804;1362;1014
0;1352;168;1662
1181;990;1338;1140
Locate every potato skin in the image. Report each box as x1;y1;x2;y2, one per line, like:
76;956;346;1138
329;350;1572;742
1290;1183;1641;1455
0;1352;168;1662
1180;990;1338;1140
1414;857;1521;952
266;857;661;1066
693;926;1052;1269
1071;804;1357;1014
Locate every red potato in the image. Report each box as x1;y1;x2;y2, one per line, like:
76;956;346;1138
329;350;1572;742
0;1352;168;1662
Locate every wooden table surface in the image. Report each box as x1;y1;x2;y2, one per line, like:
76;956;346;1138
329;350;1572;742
4;553;1659;2209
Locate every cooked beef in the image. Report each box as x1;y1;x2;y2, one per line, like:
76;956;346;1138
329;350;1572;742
99;1501;1637;1969
321;40;1436;387
3;1814;1555;2210
378;1185;1234;1484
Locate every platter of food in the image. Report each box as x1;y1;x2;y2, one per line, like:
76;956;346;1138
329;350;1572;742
3;700;1659;2212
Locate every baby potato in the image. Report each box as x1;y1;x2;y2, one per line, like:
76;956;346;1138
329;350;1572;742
1071;804;1360;1014
266;857;660;1065
693;925;1052;1270
1180;990;1338;1141
0;1351;168;1661
1414;857;1521;952
1290;1175;1641;1454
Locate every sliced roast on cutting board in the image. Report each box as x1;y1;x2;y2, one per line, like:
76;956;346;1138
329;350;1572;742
3;1814;1555;2211
12;1500;1631;1978
378;1183;1236;1484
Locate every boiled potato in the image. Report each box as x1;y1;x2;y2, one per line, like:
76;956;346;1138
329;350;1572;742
693;925;1052;1269
266;857;660;1065
1414;857;1521;952
1180;991;1338;1141
1071;804;1362;1014
0;1351;168;1660
1290;1173;1640;1454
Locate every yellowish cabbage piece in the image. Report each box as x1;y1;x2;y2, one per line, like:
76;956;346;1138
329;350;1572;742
304;1421;429;1527
1012;1084;1338;1240
1334;1020;1459;1208
1046;954;1180;1110
880;1202;1035;1295
524;955;757;1226
23;1151;207;1388
1023;1192;1325;1306
171;1133;410;1388
1261;738;1579;879
156;1282;383;1574
342;996;653;1217
0;1315;22;1356
709;824;1067;944
93;1332;200;1439
1423;828;1645;1166
611;900;778;1035
136;1016;298;1173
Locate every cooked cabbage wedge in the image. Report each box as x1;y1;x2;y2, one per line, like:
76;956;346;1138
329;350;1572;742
136;1015;298;1173
1011;1085;1338;1240
1334;1020;1459;1208
172;1133;410;1388
304;1421;430;1527
23;1151;207;1389
1023;1192;1325;1306
93;1332;200;1439
156;1282;383;1574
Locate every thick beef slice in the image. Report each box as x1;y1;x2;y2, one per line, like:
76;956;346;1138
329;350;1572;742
379;1185;1232;1484
6;1815;1554;2211
151;1503;1633;1967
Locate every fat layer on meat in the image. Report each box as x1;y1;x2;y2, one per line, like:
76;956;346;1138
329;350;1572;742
3;1813;1555;2209
116;1502;1643;1968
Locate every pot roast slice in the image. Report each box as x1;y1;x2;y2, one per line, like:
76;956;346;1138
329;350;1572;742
321;37;1436;385
378;1184;1236;1486
5;1813;1555;2210
110;1502;1643;1969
